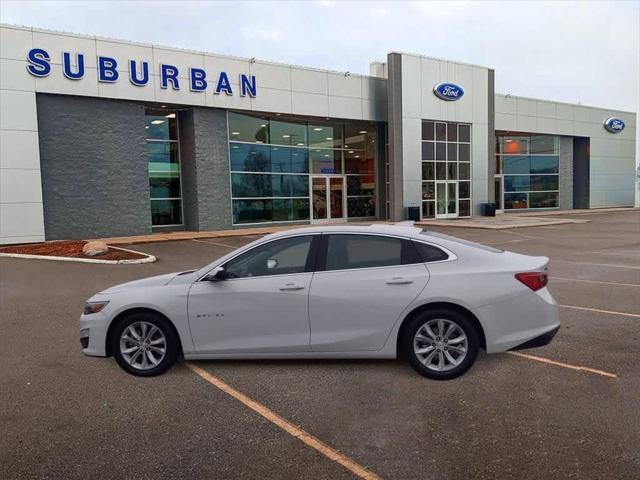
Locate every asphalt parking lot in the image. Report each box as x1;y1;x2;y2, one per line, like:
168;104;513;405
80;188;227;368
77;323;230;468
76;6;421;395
1;210;639;479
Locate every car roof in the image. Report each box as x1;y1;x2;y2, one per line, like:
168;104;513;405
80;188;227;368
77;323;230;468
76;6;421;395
263;223;425;240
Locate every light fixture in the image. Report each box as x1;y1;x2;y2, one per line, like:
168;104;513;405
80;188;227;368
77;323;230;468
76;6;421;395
161;105;167;108
344;145;349;148
151;120;165;125
326;137;333;141
282;134;291;138
231;131;240;135
324;154;330;158
355;155;360;158
232;145;239;149
256;141;263;143
260;124;267;127
297;143;304;146
348;150;354;154
359;130;367;134
145;126;149;129
313;127;323;131
251;151;257;155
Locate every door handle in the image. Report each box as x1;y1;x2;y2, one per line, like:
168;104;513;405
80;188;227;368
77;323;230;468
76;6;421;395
279;283;305;291
386;277;413;285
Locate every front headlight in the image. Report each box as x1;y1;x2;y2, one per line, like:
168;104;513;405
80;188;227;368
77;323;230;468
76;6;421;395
83;301;109;315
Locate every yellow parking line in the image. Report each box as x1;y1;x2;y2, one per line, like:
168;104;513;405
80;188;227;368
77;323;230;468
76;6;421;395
507;352;617;378
551;277;639;288
186;362;382;480
559;304;640;318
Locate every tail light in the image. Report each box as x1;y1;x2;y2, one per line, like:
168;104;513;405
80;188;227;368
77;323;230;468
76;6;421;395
515;272;548;291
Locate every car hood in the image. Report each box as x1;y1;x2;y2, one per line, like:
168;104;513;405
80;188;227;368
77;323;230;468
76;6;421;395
99;271;182;294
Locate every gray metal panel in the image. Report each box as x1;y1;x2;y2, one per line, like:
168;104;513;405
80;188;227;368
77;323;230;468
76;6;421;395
487;69;496;204
559;137;574;210
36;93;151;240
178;109;199;230
386;53;404;221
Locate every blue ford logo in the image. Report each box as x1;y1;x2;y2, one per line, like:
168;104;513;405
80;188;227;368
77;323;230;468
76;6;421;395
433;83;464;101
604;117;625;133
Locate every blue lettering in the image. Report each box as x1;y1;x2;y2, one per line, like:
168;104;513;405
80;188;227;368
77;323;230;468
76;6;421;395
239;74;257;97
62;52;85;80
26;48;51;77
189;68;207;92
129;60;149;86
160;64;180;90
215;71;233;95
98;56;119;82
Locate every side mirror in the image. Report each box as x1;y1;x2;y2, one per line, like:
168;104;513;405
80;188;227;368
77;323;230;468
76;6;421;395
203;266;227;282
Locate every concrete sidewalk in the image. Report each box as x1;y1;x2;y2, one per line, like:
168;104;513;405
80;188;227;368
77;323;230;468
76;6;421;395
417;216;590;230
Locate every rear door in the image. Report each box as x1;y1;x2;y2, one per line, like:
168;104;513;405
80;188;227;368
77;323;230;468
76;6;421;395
308;233;430;352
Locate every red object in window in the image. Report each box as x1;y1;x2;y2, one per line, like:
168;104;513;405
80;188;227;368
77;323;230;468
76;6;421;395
515;272;548;291
504;140;521;154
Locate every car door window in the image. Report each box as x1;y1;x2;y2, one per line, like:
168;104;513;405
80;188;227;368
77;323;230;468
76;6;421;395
224;235;314;279
324;234;420;271
412;241;449;262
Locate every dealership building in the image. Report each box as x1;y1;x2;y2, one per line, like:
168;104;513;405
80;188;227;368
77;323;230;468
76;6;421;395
0;24;637;244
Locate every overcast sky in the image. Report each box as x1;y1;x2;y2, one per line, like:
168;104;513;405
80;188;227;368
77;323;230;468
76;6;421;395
1;0;638;114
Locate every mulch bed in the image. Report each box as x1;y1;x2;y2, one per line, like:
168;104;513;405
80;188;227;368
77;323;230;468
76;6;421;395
0;240;147;261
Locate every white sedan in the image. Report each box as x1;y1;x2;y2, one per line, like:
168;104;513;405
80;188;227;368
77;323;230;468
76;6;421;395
80;224;560;380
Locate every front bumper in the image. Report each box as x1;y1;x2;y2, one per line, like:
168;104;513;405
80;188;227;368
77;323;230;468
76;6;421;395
79;311;110;357
509;325;560;351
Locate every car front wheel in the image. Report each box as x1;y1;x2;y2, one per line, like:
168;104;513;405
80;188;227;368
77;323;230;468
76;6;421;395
402;308;480;380
112;313;178;377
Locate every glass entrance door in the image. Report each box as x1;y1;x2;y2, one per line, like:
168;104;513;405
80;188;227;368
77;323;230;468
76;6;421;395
435;181;458;218
311;176;346;223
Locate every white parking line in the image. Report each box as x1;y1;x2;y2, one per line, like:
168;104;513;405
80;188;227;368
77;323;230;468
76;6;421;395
559;304;640;318
553;260;640;270
507;352;617;378
550;276;639;288
186;363;382;480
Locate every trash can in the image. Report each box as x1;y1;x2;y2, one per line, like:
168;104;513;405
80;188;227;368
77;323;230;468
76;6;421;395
480;203;496;217
407;206;421;221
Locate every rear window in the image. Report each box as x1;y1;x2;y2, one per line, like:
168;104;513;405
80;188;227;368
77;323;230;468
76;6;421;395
421;230;503;253
412;241;449;262
324;234;419;271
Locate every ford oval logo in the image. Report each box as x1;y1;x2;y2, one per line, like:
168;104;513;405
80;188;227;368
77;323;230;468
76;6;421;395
433;83;464;101
604;117;625;133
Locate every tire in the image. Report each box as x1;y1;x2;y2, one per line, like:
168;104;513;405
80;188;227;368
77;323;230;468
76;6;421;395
111;312;179;377
402;308;479;380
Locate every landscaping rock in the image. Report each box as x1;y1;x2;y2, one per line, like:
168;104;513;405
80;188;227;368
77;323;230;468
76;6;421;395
82;240;109;256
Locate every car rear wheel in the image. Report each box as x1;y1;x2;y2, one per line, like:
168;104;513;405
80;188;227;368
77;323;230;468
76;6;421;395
112;312;178;377
402;308;479;380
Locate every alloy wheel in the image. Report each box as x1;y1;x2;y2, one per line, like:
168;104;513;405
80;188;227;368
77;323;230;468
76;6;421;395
413;318;468;372
119;321;167;371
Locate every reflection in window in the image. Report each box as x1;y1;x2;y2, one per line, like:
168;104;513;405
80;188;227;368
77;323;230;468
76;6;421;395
421;121;471;218
228;112;377;224
496;133;559;210
146;109;182;227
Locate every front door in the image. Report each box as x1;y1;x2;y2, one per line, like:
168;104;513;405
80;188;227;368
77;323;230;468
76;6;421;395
435;181;458;218
188;235;318;353
311;176;346;223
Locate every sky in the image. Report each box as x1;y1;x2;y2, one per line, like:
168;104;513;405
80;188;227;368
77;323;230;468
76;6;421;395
1;0;638;113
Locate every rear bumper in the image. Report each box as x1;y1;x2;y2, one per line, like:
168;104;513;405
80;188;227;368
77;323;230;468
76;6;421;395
509;325;560;351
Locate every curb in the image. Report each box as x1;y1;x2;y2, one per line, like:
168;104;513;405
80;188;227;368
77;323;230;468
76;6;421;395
0;245;156;264
417;218;590;230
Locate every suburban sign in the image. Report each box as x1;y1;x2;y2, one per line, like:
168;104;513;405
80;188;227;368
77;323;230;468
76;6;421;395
433;83;464;101
603;117;625;133
25;48;257;97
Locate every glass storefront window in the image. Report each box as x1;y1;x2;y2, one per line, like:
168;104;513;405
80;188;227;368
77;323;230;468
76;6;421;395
421;120;472;218
229;112;377;224
271;119;308;146
228;112;269;143
146;109;182;227
496;133;560;210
